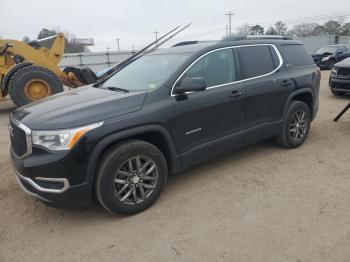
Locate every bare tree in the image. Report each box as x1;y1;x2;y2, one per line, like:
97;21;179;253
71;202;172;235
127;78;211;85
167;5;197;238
275;21;287;35
341;23;350;36
237;23;251;35
324;20;342;35
288;23;318;37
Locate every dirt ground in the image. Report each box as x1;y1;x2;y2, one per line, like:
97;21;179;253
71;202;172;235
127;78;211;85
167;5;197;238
1;71;350;262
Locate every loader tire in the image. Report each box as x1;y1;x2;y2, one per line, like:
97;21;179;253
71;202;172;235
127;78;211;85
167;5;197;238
8;65;63;107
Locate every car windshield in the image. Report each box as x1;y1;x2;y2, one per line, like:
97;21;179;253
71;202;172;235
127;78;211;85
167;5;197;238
314;46;338;55
102;53;191;91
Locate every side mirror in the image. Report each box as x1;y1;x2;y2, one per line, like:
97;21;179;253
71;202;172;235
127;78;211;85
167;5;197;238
175;77;207;94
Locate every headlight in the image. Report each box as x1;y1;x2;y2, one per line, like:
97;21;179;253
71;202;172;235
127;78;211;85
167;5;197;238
331;67;338;75
32;122;103;151
321;56;331;62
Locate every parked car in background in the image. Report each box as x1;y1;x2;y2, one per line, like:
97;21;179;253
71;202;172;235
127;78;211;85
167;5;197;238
10;39;320;215
329;57;350;96
311;44;350;70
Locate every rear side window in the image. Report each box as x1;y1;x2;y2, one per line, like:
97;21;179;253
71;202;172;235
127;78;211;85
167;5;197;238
237;45;278;79
280;44;314;66
184;48;236;87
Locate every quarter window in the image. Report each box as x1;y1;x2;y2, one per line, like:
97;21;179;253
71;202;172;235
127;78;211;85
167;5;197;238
183;49;236;87
238;45;278;79
280;44;314;66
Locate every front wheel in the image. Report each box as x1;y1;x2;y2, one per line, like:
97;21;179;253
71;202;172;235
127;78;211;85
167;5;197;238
276;101;311;148
95;140;168;215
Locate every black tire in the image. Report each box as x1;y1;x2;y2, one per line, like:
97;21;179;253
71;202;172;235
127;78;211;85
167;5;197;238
95;140;168;215
331;90;345;96
8;65;63;107
276;101;311;148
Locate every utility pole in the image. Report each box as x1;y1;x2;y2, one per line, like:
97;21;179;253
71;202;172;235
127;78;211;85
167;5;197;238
225;11;234;37
106;47;111;66
116;38;120;51
153;30;159;43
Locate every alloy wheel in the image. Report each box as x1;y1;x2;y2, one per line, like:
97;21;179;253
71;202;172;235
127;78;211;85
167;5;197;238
114;156;158;205
289;110;308;141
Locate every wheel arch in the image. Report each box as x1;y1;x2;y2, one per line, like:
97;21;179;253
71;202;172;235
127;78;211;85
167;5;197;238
1;62;33;96
86;124;182;187
284;89;314;120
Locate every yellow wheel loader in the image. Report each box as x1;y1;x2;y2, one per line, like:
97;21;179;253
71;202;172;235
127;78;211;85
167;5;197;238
0;25;190;107
0;33;86;106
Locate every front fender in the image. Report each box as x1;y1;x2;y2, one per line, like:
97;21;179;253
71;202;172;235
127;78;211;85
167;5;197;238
85;124;182;186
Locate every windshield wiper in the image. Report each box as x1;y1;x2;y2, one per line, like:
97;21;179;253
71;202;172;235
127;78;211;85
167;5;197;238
104;86;129;93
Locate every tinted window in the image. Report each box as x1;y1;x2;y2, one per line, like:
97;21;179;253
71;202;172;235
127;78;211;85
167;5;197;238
184;49;235;87
281;44;314;66
338;46;346;53
238;45;277;79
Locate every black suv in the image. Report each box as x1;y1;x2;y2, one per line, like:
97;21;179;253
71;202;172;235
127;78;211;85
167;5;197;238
329;58;350;95
311;44;350;70
10;39;320;215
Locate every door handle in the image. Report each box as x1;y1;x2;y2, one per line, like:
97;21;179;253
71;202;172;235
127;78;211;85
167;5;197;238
229;90;244;98
282;79;293;87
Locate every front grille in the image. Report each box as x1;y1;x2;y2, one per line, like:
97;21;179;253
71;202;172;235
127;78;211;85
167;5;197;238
337;67;350;77
9;119;31;158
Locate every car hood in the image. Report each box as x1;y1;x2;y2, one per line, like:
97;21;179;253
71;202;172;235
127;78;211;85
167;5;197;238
335;57;350;68
311;53;333;58
12;85;147;130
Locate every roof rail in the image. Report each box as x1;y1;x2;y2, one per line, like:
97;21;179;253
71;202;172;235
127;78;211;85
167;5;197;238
172;40;217;47
220;34;293;42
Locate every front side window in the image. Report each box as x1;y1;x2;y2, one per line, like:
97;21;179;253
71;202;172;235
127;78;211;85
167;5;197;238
238;45;278;79
183;49;236;87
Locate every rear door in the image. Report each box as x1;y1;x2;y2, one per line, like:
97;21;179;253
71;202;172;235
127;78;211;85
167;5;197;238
237;45;288;144
172;48;246;167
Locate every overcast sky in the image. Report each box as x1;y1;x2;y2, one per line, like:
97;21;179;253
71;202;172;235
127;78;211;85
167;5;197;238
1;0;349;52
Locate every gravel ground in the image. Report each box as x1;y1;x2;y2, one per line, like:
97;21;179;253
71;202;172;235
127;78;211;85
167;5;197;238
1;71;350;262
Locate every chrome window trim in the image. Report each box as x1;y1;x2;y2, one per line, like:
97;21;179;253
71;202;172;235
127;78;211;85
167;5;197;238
10;116;32;159
171;44;284;97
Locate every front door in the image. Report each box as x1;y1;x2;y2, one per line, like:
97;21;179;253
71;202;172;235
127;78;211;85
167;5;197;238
171;48;246;167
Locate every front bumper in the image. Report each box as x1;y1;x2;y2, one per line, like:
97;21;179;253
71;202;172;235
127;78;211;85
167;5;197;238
329;77;350;93
11;147;94;209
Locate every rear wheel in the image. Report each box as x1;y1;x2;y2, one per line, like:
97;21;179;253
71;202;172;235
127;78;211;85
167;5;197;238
276;101;311;148
8;65;63;107
95;140;168;215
